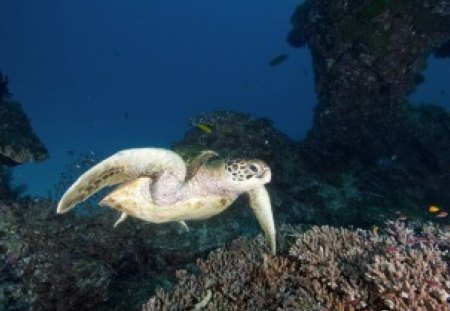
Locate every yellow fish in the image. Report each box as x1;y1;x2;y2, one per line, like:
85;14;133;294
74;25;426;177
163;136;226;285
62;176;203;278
371;225;379;234
429;205;440;213
193;123;213;134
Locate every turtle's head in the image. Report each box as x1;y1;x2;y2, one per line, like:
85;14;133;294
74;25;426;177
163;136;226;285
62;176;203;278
221;159;271;192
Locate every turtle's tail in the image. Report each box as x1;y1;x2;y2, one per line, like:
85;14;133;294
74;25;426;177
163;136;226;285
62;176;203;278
56;148;186;214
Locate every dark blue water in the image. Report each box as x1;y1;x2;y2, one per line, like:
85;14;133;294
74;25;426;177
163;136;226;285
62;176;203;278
0;0;449;196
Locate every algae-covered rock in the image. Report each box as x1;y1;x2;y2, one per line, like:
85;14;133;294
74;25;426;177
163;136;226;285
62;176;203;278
0;99;48;165
284;0;450;226
287;0;450;163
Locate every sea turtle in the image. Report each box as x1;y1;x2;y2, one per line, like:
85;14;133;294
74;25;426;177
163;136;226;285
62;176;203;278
56;148;276;254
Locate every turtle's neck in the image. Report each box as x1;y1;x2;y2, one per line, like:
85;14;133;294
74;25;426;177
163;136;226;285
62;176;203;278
178;164;239;202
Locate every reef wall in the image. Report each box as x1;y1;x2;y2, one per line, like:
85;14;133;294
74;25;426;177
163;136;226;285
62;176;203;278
281;0;450;223
288;0;450;165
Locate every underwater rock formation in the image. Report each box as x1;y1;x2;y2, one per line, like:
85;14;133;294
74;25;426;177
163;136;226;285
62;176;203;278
0;99;48;166
288;0;450;163
143;221;450;311
285;0;450;225
0;87;47;199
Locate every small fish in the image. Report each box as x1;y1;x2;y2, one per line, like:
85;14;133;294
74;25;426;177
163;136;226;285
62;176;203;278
428;205;440;213
435;211;448;218
124;111;129;120
371;225;379;234
193;123;213;134
269;54;289;67
66;150;75;156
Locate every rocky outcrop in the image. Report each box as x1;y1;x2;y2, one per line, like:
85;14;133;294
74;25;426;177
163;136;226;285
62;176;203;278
283;0;450;224
288;0;450;165
0;99;48;166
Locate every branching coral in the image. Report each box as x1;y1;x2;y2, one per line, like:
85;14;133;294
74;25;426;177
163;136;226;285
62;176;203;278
143;236;316;311
144;221;450;311
289;222;450;310
364;221;450;309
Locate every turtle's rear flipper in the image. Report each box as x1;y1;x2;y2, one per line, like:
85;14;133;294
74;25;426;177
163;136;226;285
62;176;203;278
57;148;186;214
178;221;189;231
113;213;128;227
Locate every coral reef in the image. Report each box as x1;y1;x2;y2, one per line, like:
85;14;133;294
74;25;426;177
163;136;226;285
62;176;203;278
1;111;449;310
0;197;214;310
289;222;450;310
144;221;450;311
143;236;316;311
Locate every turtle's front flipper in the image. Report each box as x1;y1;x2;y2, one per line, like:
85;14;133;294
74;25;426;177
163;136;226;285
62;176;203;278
57;148;186;214
247;186;276;255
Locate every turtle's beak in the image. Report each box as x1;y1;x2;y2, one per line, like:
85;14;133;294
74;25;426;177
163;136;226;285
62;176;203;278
258;167;271;183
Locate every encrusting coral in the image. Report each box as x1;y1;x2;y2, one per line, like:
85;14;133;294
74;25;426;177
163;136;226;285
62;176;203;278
144;221;450;311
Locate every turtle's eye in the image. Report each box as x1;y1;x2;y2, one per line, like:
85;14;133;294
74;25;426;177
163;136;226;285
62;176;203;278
249;164;259;173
